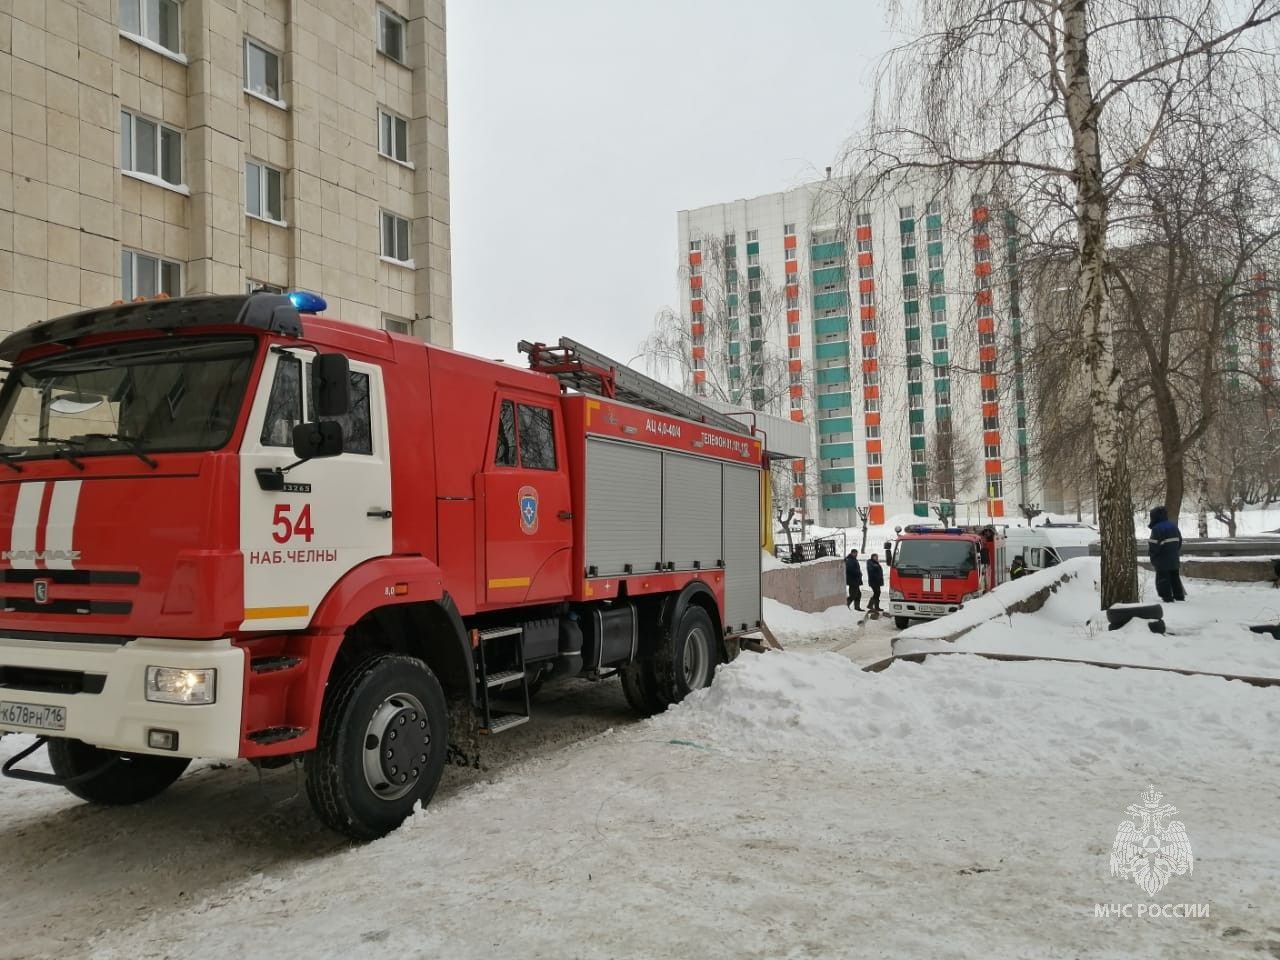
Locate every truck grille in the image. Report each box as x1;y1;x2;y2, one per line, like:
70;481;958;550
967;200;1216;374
1;598;132;615
0;569;140;586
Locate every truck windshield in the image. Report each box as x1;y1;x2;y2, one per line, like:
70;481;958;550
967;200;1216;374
893;539;976;574
0;336;257;461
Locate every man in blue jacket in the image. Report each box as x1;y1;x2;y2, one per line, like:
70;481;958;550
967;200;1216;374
845;549;863;610
866;553;885;613
1148;506;1186;602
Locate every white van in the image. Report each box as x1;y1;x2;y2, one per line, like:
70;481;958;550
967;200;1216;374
1003;523;1099;574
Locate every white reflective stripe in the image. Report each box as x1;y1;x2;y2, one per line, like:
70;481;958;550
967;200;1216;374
43;479;82;569
8;482;47;570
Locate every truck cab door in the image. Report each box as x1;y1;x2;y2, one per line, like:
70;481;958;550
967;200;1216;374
481;397;572;605
238;348;393;630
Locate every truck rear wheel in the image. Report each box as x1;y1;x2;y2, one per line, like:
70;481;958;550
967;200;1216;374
620;660;665;716
47;738;190;805
655;605;719;705
305;654;448;841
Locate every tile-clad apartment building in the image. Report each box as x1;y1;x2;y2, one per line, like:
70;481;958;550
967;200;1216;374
677;175;1040;528
1;0;452;343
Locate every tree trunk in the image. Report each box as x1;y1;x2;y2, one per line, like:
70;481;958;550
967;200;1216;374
1152;378;1185;522
1063;0;1138;608
777;508;795;554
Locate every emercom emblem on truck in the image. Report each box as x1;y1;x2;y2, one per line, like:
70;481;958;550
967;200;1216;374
518;485;539;535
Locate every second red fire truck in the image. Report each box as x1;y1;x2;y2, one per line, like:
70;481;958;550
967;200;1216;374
887;524;1007;629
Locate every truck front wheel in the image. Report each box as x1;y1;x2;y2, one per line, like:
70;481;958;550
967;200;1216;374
894;616;911;629
305;654;448;841
47;738;190;805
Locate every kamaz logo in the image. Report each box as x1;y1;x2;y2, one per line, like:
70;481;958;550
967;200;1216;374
2;549;82;563
33;580;49;604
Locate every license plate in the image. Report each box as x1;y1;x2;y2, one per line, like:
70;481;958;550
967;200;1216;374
0;700;67;731
920;604;946;615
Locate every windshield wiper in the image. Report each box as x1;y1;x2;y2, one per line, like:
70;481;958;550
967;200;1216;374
29;437;85;471
77;433;158;469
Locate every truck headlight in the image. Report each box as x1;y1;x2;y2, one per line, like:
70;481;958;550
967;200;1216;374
146;666;217;705
889;589;905;601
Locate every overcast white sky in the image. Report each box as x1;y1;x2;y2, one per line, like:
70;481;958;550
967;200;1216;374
447;2;896;365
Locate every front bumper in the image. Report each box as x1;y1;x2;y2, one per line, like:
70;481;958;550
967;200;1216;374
0;635;245;759
889;600;961;620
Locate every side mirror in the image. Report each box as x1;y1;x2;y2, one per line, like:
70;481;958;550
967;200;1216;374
292;420;344;460
312;353;351;417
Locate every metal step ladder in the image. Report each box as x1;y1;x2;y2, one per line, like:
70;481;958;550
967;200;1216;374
475;626;531;734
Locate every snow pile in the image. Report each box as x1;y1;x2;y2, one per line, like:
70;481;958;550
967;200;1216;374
895;558;1280;677
660;646;1276;773
761;596;855;645
894;557;1092;643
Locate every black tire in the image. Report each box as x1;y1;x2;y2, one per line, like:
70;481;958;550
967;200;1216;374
47;738;190;805
894;616;911;629
305;654;448;841
620;659;666;717
653;605;719;706
1106;602;1163;631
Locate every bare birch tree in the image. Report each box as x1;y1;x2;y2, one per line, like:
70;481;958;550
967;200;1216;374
845;0;1280;606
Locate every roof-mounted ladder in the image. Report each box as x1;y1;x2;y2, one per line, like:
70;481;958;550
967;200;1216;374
518;337;752;438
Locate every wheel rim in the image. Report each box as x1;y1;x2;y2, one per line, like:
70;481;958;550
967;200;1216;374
682;626;711;689
361;692;431;802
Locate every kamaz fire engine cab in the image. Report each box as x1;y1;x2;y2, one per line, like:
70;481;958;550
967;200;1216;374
0;293;765;839
887;524;1006;629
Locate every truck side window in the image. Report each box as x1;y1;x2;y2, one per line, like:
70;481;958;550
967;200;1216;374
495;400;517;466
518;404;557;470
307;368;373;455
260;354;302;447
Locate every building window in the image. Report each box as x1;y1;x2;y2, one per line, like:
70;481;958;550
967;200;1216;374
379;109;409;163
910;420;925;437
784;222;796;235
244;160;284;223
899;204;915;220
689;240;701;252
927;226;943;243
120;0;181;54
122;249;181;300
690;264;702;277
983;414;1000;431
855;212;872;226
865;397;880;413
928;252;944;269
975;247;991;263
907;366;922;383
723;233;735;245
787;296;799;309
377;6;407;63
749;278;761;291
383;314;414;336
857;239;873;252
244;38;282;102
936;364;950;379
380;211;411;263
747;229;758;242
926;200;941;215
979;330;997;346
932;309;947;326
861;318;876;333
982;388;999;403
863;343;878;360
902;284;919;301
859;292;874;307
786;248;797;261
900;231;915;248
909;393;923;409
866;424;881;439
984;443;1001;459
988;477;1004;498
910;448;926;464
858;265;874;280
868;480;884;501
863;371;879;386
247;280;284;294
748;253;760;266
932;336;948;351
867;451;882;465
913;477;929;502
120;110;183;187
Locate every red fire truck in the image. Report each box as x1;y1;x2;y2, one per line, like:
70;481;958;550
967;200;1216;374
887;524;1006;629
0;293;764;839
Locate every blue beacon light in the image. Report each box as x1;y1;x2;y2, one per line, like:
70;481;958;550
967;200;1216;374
287;290;328;314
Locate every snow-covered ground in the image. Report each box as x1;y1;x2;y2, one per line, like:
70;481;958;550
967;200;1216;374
2;571;1278;959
